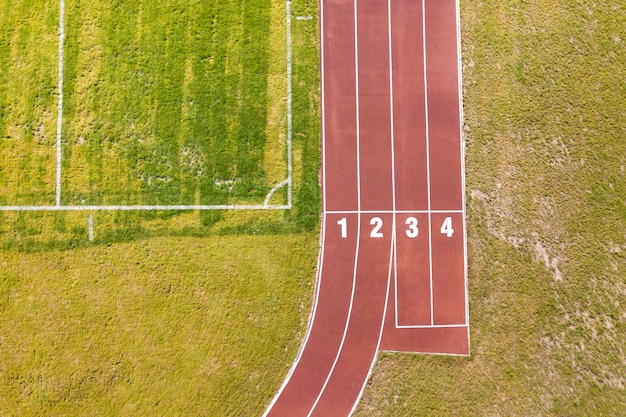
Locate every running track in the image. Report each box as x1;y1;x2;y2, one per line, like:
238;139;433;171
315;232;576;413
264;1;468;415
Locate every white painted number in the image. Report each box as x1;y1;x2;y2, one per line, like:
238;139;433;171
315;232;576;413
370;217;383;238
405;217;419;238
440;217;454;238
338;217;347;238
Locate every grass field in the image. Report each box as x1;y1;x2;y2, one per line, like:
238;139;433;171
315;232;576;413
0;0;321;415
1;0;625;416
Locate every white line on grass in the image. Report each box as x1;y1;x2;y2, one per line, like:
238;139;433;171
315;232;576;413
56;0;65;206
286;0;293;207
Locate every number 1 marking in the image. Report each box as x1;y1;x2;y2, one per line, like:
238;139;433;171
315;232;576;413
338;217;347;238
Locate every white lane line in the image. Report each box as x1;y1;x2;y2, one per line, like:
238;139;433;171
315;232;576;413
348;223;394;417
286;0;293;207
56;0;65;206
320;0;328;214
354;0;362;214
0;204;291;211
396;324;468;329
387;0;401;330
307;1;361;414
307;213;361;417
262;211;329;417
455;0;470;333
326;209;463;215
422;0;435;327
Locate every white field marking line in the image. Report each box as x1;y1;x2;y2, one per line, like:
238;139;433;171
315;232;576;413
354;0;362;214
286;0;293;207
56;0;65;206
0;204;290;211
88;214;94;241
306;2;361;414
381;349;470;358
262;211;329;417
348;222;394;417
456;0;471;332
307;212;361;417
422;0;435;327
387;0;401;331
263;179;289;206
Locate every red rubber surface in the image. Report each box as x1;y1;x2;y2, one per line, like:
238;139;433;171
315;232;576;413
264;1;468;416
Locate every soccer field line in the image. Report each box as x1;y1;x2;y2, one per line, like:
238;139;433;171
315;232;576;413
4;0;294;212
0;204;291;212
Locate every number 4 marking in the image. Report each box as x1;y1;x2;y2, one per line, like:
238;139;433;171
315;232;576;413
440;217;454;238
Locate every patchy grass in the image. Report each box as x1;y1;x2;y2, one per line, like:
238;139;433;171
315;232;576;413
356;0;626;415
0;0;321;415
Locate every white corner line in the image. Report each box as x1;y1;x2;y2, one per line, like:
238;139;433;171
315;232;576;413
55;0;65;207
263;178;290;206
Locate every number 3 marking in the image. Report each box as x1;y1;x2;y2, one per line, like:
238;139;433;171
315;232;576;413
405;217;419;238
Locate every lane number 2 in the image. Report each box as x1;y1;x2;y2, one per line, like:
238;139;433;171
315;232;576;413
336;216;455;238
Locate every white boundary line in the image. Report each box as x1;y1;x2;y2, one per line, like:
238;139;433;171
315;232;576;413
422;0;435;327
348;223;394;417
286;0;293;207
6;0;292;212
0;204;290;212
261;211;329;417
306;0;362;413
55;0;65;207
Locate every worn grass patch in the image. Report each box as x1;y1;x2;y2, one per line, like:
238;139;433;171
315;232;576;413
355;0;626;415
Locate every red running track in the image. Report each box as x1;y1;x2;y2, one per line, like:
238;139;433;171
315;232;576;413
264;1;469;416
